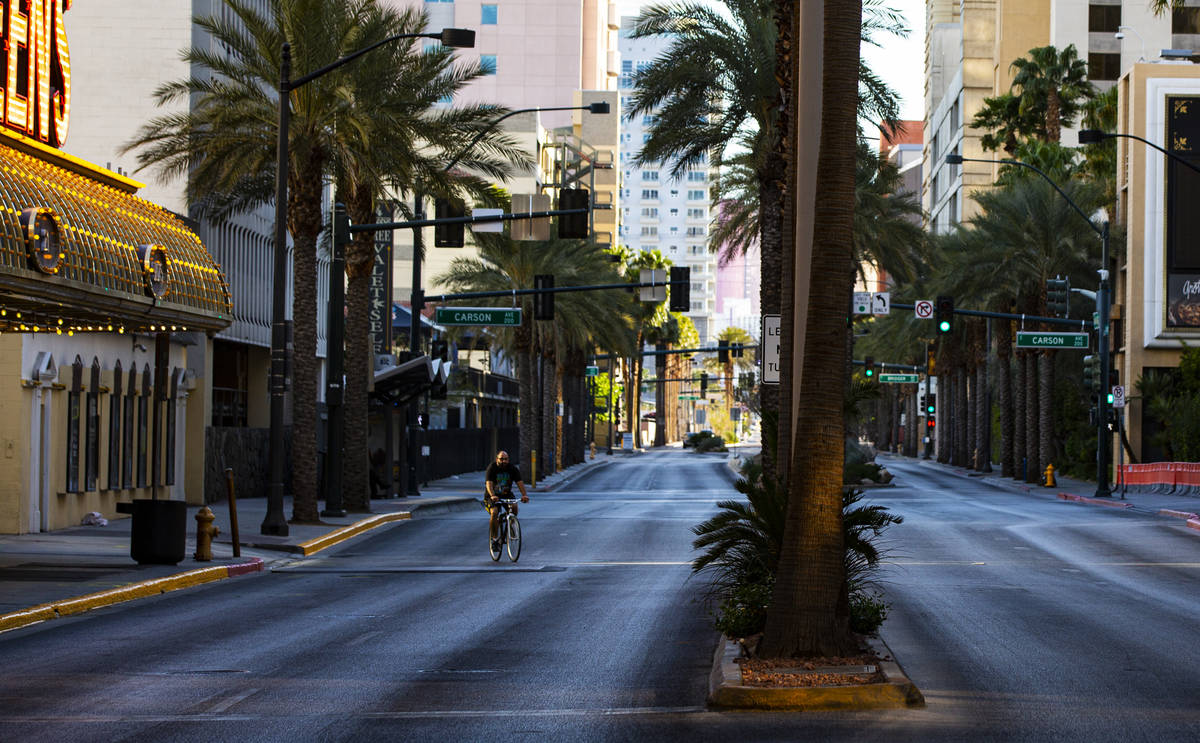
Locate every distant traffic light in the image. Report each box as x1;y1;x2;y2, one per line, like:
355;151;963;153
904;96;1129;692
534;274;554;320
935;296;954;333
927;417;936;428
718;340;729;364
434;198;465;247
431;339;448;362
1046;276;1070;317
732;343;744;358
926;393;936;415
700;372;708;394
864;356;875;378
669;266;691;312
1083;354;1099;395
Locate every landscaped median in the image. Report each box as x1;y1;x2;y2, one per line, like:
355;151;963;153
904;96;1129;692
707;635;925;711
0;558;264;634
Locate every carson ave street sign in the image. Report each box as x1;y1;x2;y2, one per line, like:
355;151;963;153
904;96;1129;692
1015;332;1088;349
434;306;522;326
879;373;919;384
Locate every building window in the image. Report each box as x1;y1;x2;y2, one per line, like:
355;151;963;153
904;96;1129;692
1174;7;1200;34
642;170;659;181
137;368;150;488
481;4;497;24
641;189;658;199
123;367;135;489
86;360;100;491
1088;52;1120;81
949;97;960;132
641;226;658;236
480;54;497;74
687;226;706;236
687;171;706;182
687;189;705;200
166;371;178;486
66;359;82;493
687;207;705;218
642;115;657;125
622;60;632;75
108;363;122;490
1089;4;1121;33
642;133;651;143
641;207;658;217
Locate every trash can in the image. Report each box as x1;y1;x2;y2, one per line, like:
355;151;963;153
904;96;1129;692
125;499;187;565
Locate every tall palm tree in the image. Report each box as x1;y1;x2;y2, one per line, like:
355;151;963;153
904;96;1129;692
332;5;528;510
619;250;671;449
760;0;863;659
127;0;377;522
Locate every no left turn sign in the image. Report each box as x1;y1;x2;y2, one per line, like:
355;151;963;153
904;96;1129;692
914;299;933;319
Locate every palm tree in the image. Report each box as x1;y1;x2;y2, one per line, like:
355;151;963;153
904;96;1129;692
759;0;863;659
619;250;672;450
973;45;1094;150
127;0;379;523
332;5;528;510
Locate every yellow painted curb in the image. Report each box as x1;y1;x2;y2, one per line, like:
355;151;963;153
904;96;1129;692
296;512;412;556
707;636;925;711
0;559;263;632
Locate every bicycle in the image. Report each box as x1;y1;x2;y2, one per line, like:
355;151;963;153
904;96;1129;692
486;497;521;562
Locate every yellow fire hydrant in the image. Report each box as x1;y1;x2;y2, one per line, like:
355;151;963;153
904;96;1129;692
1043;463;1057;488
194;506;219;561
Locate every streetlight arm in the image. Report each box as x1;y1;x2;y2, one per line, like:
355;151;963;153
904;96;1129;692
440;103;608;174
292;29;472;89
1079;129;1200;177
946;154;1102;237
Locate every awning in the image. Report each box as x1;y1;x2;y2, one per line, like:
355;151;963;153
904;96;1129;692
0;131;231;334
392;303;442;332
372;355;449;406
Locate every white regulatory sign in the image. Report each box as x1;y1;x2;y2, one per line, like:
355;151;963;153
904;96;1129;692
852;292;871;315
762;314;781;384
872;292;890;315
1112;385;1125;409
914;299;933;319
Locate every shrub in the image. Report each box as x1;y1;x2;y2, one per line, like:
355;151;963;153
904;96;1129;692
694;435;728;452
713;578;774;639
848;591;889;635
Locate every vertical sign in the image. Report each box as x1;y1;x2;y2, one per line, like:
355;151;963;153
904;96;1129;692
1166;95;1200;327
370;202;394;354
762;314;781;384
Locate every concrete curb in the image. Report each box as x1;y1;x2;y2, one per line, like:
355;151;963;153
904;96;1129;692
1057;492;1134;509
0;557;264;634
1188;518;1200;532
707;634;925;711
295;512;412;556
1159;508;1200;521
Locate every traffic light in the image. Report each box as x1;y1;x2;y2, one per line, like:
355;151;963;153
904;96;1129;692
669;266;690;312
935;296;954;333
718;340;729;363
1083;354;1099;395
732;343;744;358
558;188;590;239
927;416;936;428
1046;276;1070;317
430;378;447;400
431;339;449;362
926;393;936;415
434;198;465;247
1107;367;1119;405
332;203;350;251
700;372;708;394
534;274;554;320
864;356;875;378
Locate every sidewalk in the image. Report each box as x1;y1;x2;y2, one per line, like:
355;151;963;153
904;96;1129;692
0;452;615;633
886;452;1200;532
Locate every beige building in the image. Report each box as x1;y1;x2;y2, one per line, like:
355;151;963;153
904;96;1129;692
1113;62;1200;462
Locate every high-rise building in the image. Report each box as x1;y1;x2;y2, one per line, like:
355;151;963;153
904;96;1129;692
617;17;718;343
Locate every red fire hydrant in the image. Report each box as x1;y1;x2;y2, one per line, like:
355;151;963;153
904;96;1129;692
194;506;219;561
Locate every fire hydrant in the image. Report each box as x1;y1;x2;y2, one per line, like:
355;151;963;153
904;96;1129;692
194;506;219;561
1043;463;1057;488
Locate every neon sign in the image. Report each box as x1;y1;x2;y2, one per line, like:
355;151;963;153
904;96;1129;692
2;1;71;147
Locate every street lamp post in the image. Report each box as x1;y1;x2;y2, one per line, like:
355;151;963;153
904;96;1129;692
263;28;475;535
402;101;610;492
945;152;1112;497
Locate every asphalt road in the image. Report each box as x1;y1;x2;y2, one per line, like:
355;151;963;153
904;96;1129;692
2;450;1199;742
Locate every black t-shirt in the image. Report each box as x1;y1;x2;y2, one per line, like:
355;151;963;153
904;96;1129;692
485;462;523;496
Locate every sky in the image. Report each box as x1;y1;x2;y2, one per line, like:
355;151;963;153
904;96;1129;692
614;0;927;122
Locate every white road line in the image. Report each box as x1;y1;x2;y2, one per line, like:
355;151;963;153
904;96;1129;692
203;688;259;714
0;706;709;723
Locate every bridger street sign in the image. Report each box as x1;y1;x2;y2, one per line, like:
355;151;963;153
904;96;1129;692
435;306;522;326
1016;332;1089;349
879;373;919;384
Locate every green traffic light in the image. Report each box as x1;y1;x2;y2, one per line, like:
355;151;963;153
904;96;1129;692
865;369;874;377
1107;393;1114;404
938;320;951;333
927;405;935;414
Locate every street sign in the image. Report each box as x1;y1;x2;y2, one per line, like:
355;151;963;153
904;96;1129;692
434;306;522;326
762;314;781;384
678;395;699;400
914;299;933;319
585;365;599;377
853;292;871;315
1015;332;1089;349
639;268;666;302
872;292;890;315
1112;385;1126;409
879;373;919;384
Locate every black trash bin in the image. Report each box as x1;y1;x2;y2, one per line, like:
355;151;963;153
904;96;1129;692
127;499;187;565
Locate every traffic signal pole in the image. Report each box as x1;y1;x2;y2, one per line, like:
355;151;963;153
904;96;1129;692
1096;222;1112;497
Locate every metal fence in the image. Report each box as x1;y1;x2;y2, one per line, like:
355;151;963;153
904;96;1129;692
417;426;521;482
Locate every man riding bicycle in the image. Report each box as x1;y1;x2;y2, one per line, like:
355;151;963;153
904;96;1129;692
485;450;528;547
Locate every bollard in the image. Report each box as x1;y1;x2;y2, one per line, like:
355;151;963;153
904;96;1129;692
224;467;241;558
590;442;595;460
531;450;537;489
1043;463;1056;488
194;506;219;561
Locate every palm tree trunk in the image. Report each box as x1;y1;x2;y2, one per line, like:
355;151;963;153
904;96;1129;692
1025;351;1040;483
516;324;535;469
761;0;860;659
342;189;375;512
541;351;557;477
1038;350;1054;483
998;323;1014;478
936;374;949;463
966;360;977;469
1013;349;1026;480
286;167;324;524
905;390;917;457
955;366;969;467
655;343;667;447
555;360;566;470
976;356;990;471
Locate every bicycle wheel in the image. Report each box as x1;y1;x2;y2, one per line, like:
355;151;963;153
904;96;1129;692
506;513;521;562
489;515;502;562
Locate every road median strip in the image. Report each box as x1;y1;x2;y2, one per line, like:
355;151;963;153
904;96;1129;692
1158;508;1200;521
0;558;263;633
296;512;411;556
1057;492;1133;509
707;635;924;711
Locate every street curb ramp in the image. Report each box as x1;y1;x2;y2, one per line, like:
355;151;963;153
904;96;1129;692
707;634;925;711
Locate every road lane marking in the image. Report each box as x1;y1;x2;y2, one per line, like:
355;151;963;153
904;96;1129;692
204;689;259;714
0;706;711;723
